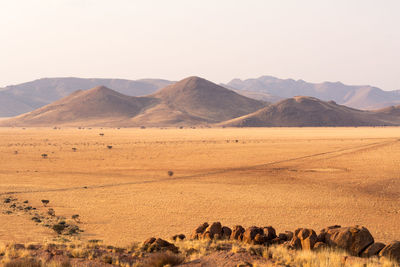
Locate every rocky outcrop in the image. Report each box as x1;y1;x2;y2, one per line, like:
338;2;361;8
187;222;399;263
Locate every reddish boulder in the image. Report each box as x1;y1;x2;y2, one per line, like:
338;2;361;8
231;225;245;241
243;227;264;244
145;238;179;253
317;225;341;242
191;222;209;239
263;226;277;241
202;222;222;240
290;228;317;250
379;241;400;263
278;231;294;242
222;226;232;239
324;226;374;256
361;242;385;258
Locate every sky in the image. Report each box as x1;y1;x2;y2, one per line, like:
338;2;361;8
0;0;399;90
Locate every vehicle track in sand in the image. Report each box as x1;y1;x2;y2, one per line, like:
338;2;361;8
0;138;397;196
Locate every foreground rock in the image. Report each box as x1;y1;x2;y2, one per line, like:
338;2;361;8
322;225;374;256
290;228;317;250
361;242;386;258
142;238;179;253
379;241;400;263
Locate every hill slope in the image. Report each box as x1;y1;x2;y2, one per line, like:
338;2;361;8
224;76;400;110
1;86;156;126
0;77;172;117
0;77;266;127
148;76;265;123
219;96;395;127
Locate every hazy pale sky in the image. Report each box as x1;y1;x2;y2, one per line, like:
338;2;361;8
1;0;399;90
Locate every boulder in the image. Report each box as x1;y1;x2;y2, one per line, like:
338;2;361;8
202;222;222;239
172;234;186;241
263;226;277;241
191;222;209;239
289;228;317;250
317;225;341;242
243;227;264;244
278;231;294;241
144;238;179;253
379;241;400;263
324;226;374;256
142;237;156;248
254;233;267;244
361;242;385;258
222;226;232;239
231;225;245;241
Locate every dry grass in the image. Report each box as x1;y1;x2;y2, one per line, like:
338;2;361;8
0;238;399;266
140;251;185;267
0;127;399;247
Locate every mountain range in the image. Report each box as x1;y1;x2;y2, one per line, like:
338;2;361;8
0;77;264;127
219;96;400;127
1;75;400;118
223;76;400;110
0;77;172;117
1;76;399;127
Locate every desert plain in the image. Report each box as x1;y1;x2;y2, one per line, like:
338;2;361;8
0;127;399;247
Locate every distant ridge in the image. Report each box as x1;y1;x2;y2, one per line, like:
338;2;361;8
223;76;400;110
2;75;400;117
0;77;265;127
1;86;157;126
0;77;173;117
218;96;397;127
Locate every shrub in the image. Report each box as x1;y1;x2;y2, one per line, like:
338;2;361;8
41;200;50;207
168;171;174;177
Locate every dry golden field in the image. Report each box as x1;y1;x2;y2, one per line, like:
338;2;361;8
0;127;399;247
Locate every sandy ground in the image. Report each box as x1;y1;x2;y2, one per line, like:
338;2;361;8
0;127;399;246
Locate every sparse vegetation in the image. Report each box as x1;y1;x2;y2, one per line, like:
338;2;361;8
41;200;49;207
142;251;185;267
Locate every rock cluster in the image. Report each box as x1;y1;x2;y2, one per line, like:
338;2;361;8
189;222;400;262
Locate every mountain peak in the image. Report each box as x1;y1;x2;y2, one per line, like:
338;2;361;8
87;85;114;94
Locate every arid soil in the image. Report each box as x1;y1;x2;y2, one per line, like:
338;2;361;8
0;127;399;246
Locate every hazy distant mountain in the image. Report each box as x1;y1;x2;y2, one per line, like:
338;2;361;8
219;96;399;127
0;91;34;117
0;77;265;127
0;77;173;117
223;76;400;110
